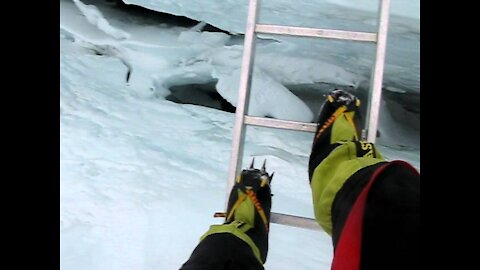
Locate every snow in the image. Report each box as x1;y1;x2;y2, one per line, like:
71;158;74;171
324;0;419;19
73;0;130;40
214;67;314;122
123;0;420;93
60;0;419;269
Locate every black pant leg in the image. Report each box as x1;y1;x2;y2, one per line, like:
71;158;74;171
332;162;420;270
180;233;264;270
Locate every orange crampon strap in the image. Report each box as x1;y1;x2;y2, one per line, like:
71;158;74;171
245;188;269;232
314;105;347;142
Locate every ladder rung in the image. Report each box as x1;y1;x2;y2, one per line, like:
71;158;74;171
271;212;323;231
244;116;317;133
256;24;377;42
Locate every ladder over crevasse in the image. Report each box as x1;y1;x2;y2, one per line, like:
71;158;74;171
222;0;391;231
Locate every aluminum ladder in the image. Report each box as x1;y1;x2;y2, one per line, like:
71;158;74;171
221;0;391;231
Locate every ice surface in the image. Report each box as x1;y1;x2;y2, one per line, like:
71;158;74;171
60;1;419;269
124;0;420;93
214;67;314;122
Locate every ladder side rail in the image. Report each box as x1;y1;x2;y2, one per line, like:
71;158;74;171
225;0;261;209
365;0;391;143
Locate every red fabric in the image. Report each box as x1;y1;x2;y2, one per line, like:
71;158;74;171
331;160;419;270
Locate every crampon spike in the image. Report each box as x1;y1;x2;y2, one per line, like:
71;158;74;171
250;157;255;169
